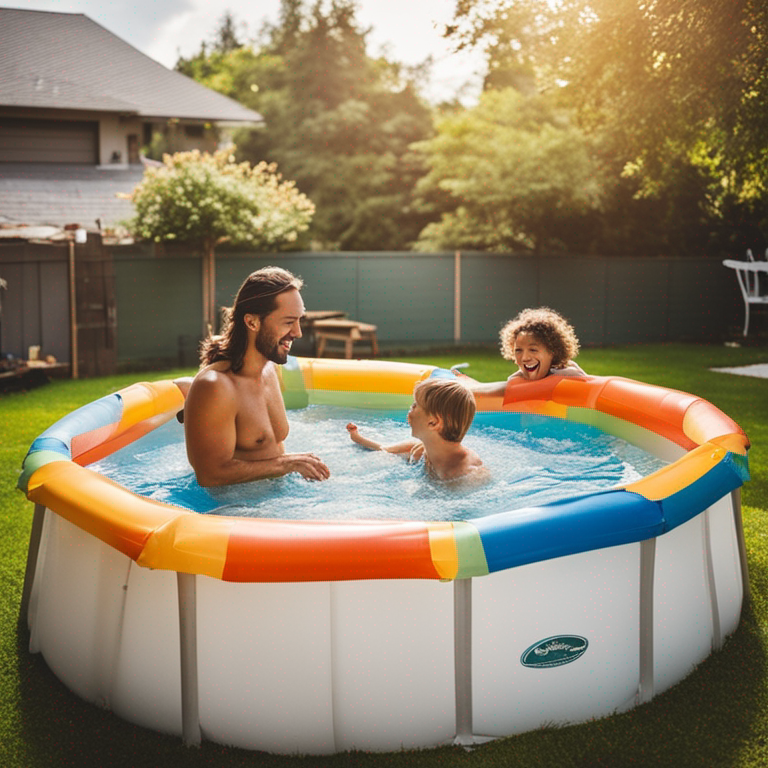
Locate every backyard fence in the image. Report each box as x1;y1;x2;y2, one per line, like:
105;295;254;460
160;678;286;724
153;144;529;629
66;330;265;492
0;239;745;375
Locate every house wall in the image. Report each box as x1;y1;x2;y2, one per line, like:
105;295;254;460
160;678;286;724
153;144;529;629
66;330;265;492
0;107;210;166
99;114;143;166
142;119;219;156
0;107;138;166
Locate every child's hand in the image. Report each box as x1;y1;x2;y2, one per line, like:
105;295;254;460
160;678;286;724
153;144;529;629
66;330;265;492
346;422;362;445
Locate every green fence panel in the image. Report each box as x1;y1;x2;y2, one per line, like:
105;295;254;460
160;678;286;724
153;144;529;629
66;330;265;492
668;258;741;340
104;246;749;367
114;247;202;366
604;259;670;343
356;253;454;342
215;252;360;324
8;242;748;373
460;253;533;343
538;257;609;345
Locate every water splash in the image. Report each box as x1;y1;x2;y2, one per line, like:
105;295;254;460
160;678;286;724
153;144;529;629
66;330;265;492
92;406;666;523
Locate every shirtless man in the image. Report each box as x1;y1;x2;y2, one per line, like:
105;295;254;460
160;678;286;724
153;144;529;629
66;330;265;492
182;266;330;487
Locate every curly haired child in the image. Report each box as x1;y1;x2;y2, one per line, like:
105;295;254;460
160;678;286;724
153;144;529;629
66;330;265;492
457;307;585;396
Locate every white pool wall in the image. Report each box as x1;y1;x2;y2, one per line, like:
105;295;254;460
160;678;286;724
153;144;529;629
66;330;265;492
26;487;742;754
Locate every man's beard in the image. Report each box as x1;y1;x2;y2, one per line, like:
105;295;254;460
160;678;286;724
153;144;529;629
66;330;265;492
254;326;289;364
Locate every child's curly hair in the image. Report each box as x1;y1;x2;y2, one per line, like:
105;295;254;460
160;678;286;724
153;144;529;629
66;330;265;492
500;307;580;369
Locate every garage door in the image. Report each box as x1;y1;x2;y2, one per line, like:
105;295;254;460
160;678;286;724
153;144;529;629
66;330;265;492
0;118;98;163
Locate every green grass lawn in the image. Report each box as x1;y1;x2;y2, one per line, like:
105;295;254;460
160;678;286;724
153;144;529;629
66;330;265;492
1;343;767;767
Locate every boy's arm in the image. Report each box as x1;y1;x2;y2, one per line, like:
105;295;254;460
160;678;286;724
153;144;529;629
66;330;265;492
346;423;385;451
346;423;418;454
384;439;421;455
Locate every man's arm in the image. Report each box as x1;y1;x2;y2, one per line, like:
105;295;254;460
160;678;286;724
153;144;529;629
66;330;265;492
185;373;329;486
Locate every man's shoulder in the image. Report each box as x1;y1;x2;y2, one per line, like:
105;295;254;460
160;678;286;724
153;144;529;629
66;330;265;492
189;364;236;398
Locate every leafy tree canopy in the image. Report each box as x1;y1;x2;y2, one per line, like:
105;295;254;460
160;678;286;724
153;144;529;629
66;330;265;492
128;147;315;332
177;0;438;250
413;88;608;253
445;1;768;168
444;0;768;255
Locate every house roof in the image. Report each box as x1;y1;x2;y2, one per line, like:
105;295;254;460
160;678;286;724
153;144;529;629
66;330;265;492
0;8;263;123
0;163;145;230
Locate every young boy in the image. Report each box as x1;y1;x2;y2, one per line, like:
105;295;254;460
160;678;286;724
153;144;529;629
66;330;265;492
457;306;585;396
346;378;487;483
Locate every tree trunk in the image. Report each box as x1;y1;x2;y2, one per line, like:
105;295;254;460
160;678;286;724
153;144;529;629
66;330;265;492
201;242;216;338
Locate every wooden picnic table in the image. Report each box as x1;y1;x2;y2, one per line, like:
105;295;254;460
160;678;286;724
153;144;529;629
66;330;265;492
314;319;379;359
295;311;347;356
301;310;347;328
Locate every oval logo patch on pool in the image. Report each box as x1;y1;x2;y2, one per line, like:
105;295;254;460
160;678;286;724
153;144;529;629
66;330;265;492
521;636;588;668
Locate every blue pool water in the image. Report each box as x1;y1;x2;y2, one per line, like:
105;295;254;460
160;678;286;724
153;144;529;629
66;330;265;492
90;406;666;523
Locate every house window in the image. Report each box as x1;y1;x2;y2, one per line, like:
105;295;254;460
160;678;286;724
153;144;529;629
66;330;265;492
184;124;205;138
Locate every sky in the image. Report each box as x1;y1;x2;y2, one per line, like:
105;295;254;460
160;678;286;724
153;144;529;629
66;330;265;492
5;0;486;102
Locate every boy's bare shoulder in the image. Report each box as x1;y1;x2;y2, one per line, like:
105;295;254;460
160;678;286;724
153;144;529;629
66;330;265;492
439;450;489;485
446;463;491;488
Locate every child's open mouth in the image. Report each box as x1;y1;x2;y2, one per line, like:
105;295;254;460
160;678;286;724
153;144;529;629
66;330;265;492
523;362;540;374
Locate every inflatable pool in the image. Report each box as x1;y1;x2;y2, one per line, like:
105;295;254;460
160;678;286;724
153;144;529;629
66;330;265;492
18;357;750;754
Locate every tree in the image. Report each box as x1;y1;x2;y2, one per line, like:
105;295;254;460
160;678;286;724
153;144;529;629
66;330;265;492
443;0;768;255
412;88;607;253
177;1;438;250
443;0;569;94
213;10;245;53
567;0;768;254
129;148;314;333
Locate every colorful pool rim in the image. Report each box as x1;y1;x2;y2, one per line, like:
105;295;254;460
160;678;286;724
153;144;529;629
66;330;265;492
18;357;750;583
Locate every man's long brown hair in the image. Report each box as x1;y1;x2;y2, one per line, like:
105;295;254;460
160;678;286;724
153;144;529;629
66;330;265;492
199;266;303;373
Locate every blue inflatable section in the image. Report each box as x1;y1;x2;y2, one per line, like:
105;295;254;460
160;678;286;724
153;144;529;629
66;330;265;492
428;368;458;380
24;394;124;460
472;489;663;573
659;453;749;531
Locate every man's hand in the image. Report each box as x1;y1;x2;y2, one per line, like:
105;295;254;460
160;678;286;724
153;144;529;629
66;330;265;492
287;452;331;481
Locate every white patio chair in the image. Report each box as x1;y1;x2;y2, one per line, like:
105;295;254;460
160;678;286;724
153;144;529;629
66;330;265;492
723;256;768;336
